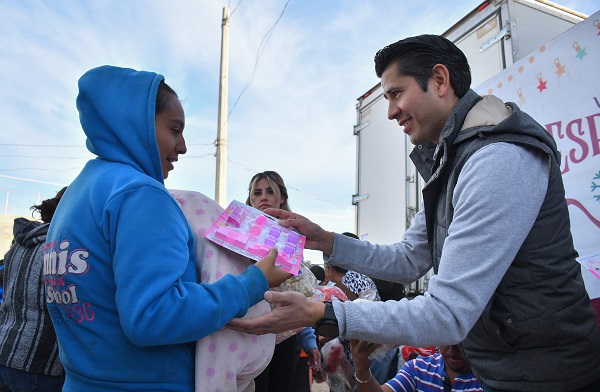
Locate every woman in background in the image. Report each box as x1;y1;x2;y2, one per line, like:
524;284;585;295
0;187;67;392
246;171;321;392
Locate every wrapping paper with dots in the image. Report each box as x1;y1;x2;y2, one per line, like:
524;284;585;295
170;190;275;392
205;200;305;275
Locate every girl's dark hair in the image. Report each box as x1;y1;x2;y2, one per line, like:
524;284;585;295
374;34;471;98
155;80;178;114
31;186;68;223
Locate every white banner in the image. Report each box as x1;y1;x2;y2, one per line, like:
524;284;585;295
475;11;600;297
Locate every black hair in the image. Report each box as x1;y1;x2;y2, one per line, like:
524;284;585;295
155;80;178;114
342;232;359;240
374;34;471;98
327;232;360;274
330;264;348;274
310;265;326;282
31;186;67;223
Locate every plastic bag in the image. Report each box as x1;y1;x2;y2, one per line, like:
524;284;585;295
271;261;318;297
349;294;397;362
311;285;348;302
321;337;354;392
368;343;401;362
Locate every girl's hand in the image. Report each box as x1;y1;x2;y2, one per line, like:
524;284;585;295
254;248;291;288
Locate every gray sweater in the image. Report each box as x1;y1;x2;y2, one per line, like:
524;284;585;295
327;140;548;346
326;92;600;391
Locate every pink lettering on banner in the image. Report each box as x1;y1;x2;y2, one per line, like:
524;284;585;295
566;199;600;229
545;112;600;175
589;113;600;156
545;112;600;229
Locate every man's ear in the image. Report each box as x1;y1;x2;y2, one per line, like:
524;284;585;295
431;64;452;97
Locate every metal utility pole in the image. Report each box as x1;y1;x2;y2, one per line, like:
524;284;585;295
215;6;230;206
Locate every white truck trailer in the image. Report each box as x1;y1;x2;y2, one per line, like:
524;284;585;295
353;0;599;296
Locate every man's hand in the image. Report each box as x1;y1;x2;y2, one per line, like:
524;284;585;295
263;208;334;254
228;291;325;334
254;248;292;288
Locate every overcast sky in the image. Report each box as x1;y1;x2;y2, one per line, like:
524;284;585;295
1;0;598;262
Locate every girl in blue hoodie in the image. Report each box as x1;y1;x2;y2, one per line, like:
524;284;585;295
43;65;290;392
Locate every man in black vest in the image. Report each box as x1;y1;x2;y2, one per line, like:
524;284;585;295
230;34;600;392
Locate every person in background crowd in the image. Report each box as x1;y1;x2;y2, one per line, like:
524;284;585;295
0;187;67;392
43;66;290;392
0;265;4;303
322;232;395;388
351;340;482;392
310;264;329;286
324;233;380;302
229;35;600;392
246;170;320;392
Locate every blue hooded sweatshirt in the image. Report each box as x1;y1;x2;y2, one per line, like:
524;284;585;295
43;65;268;391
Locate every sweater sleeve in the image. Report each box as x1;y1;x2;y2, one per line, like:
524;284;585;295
296;327;318;352
325;208;432;284
332;143;549;346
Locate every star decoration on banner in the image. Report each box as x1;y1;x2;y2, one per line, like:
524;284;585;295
517;88;526;105
537;73;547;92
554;58;566;76
573;41;587;60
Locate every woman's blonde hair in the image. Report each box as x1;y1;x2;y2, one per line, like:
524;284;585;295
245;171;290;211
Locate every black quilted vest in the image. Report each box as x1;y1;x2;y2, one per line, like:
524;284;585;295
410;90;600;391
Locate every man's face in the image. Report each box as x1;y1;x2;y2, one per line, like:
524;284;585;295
381;63;449;145
439;345;471;374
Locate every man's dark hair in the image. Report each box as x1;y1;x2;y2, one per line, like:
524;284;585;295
374;34;471;98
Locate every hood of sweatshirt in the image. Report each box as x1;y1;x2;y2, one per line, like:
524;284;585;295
76;65;166;184
12;217;48;248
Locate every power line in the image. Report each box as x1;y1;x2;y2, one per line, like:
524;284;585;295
227;0;292;119
0;142;215;147
0;167;81;172
0;143;83;147
0;155;88;159
0;174;67;186
0;154;215;174
0;152;214;160
229;0;245;17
